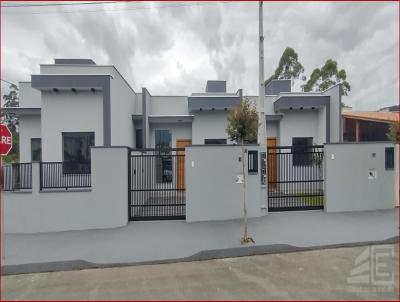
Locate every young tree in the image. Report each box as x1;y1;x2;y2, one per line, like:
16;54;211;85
2;84;19;132
265;47;305;86
302;59;351;95
226;98;258;244
386;122;400;144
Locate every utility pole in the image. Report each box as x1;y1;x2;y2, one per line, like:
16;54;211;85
258;1;266;147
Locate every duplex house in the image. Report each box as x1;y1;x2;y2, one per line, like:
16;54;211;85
6;59;343;165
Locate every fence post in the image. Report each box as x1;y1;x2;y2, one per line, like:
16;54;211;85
31;162;40;194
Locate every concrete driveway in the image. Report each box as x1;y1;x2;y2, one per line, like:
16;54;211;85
2;244;398;300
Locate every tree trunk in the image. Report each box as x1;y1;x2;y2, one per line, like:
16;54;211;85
241;139;248;243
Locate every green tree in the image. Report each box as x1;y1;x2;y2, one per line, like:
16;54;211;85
265;47;305;86
2;84;20;163
302;59;351;95
226;98;258;244
2;84;19;132
386;122;399;144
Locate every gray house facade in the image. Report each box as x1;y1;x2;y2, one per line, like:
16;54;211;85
6;59;343;165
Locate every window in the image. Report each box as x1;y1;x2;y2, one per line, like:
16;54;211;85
204;139;227;144
155;130;172;182
135;129;143;149
385;147;394;170
292;137;313;166
31;138;41;162
248;150;258;173
62;132;94;174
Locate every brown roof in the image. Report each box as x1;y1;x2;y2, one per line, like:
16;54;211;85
342;111;399;123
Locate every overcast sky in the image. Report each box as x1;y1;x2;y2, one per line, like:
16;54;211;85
1;1;398;110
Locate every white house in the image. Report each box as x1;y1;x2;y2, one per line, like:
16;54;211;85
6;58;343;165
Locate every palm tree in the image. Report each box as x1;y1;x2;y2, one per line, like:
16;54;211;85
226;98;259;244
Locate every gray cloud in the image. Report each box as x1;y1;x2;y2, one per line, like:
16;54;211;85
1;1;398;110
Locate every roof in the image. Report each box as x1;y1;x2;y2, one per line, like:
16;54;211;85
342;111;399;123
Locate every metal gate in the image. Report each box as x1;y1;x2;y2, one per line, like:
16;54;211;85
267;145;324;211
128;148;186;221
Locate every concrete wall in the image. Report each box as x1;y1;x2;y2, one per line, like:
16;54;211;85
150;96;189;116
110;72;135;147
279;109;319;146
41;90;103;161
4;147;129;233
324;142;397;212
266;121;279;140
18;82;41;108
191;111;231;145
149;123;192;148
323;84;342;143
19;116;41;162
186;145;267;222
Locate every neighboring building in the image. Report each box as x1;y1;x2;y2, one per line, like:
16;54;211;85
5;59;343;164
342;111;399;142
379;105;399;112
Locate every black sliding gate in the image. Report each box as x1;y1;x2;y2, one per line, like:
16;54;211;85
267;145;324;212
128;148;186;221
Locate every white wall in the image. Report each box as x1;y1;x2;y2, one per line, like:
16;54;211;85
4;147;129;233
150;96;189;116
41;90;103;161
186;145;267;222
324;143;397;212
18;82;41;108
191;111;231;145
19;116;41;162
266;121;279;139
110;73;135;147
279;109;319;146
149;123;192;148
317;107;327;144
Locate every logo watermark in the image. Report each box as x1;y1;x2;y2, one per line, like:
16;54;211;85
347;245;395;292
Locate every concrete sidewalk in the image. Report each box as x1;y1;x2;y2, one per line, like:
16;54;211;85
3;209;398;274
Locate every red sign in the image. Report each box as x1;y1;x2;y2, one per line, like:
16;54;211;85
0;124;12;156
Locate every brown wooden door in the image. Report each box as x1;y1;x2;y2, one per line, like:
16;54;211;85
267;138;277;189
176;139;192;190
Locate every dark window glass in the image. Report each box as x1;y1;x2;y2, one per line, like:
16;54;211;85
31;138;41;162
385;147;394;170
62;132;94;174
204;139;227;144
248;150;258;173
136;129;143;149
155;130;172;183
292;137;313;166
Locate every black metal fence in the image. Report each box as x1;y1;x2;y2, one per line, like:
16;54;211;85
2;163;32;191
267;145;324;211
129;148;186;220
40;162;91;190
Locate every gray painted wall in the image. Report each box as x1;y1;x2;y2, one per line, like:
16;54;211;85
323;84;342;143
19;116;41;162
4;147;129;233
186;145;267;222
18;82;41;108
265;79;291;95
324;142;397;212
191;111;231;144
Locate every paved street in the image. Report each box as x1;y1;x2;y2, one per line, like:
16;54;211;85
2;244;398;300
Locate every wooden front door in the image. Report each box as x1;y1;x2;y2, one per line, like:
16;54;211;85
176;139;192;190
267;138;277;189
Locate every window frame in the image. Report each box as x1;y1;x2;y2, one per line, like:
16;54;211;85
30;138;42;162
385;147;395;170
204;139;227;145
292;137;313;166
135;129;143;149
62;132;95;175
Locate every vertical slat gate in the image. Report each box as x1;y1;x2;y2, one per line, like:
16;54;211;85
128;148;186;221
267;145;324;211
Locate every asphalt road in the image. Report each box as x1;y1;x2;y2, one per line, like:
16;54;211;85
2;244;398;300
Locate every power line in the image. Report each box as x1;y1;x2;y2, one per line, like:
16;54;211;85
1;79;17;86
1;1;234;15
1;1;123;8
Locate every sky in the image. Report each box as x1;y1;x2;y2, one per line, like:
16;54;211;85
1;1;399;110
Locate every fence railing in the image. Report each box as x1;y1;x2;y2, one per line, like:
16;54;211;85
2;163;32;191
40;162;91;190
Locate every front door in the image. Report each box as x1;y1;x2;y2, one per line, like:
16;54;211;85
267;138;277;190
176;139;192;190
